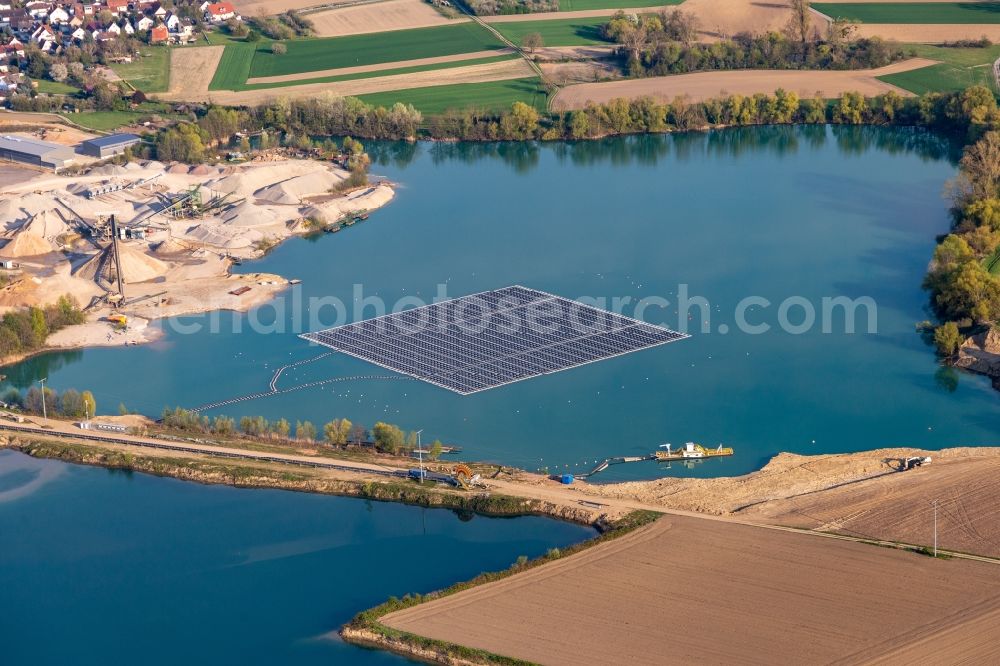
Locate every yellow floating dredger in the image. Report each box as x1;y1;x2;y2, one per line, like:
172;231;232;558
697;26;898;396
655;442;734;462
574;442;735;479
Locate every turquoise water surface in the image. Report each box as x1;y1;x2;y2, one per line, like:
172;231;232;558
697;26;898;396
6;126;999;480
0;450;594;664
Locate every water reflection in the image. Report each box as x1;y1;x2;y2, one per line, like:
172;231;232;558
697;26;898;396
368;125;960;173
3;350;83;389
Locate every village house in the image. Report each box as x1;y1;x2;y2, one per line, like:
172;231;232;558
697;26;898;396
49;7;70;24
149;23;168;43
136;15;153;31
204;2;237;23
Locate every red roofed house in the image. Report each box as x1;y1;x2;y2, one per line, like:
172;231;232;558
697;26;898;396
106;0;129;15
149;24;168;43
205;2;236;22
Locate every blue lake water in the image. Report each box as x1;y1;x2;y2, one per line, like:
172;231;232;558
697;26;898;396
0;450;594;665
6;126;1000;480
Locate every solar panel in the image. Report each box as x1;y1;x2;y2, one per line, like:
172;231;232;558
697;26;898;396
300;286;689;394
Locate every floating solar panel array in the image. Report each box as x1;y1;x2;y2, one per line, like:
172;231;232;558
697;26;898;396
300;286;689;394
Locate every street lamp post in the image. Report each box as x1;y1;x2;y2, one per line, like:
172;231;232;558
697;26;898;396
416;429;424;483
38;378;47;420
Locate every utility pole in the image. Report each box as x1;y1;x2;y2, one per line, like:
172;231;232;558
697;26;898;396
38;378;47;419
416;429;424;483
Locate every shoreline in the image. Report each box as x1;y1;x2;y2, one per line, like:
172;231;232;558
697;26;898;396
6;431;998;666
0;155;394;366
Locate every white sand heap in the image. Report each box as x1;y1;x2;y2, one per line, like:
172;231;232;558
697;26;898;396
219;200;283;228
152;237;190;255
76;242;171;283
0;210;70;257
184;222;264;249
254;169;344;205
303;183;395;221
0;193;66;229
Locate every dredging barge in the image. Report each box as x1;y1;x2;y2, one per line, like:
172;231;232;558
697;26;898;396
577;442;734;479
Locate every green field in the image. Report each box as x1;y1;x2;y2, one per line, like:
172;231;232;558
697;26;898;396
878;43;1000;93
813;2;1000;23
35;80;80;95
109;47;172;93
558;0;679;10
240;54;519;91
210;42;258;91
249;23;505;79
63;111;144;131
494;18;612;46
358;77;548;115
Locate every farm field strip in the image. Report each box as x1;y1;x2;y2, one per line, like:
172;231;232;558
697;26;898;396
813;2;1000;22
249;22;506;78
308;0;464;37
246;49;516;84
491;17;613;46
557;0;678;10
551;58;938;109
358;76;549;114
191;60;538;105
382;516;1000;666
239;54;521;91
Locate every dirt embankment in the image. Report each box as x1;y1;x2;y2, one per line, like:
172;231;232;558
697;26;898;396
550;58;935;110
955;327;1000;388
381;514;1000;666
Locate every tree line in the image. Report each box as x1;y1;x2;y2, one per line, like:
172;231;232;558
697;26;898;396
160;407;445;458
146;84;997;162
0;295;85;360
922;87;1000;356
2;385;96;419
602;9;902;77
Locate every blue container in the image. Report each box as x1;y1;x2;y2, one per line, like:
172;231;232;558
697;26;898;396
560;474;574;485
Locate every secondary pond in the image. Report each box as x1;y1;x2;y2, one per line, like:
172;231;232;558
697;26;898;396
0;450;594;664
6;126;1000;480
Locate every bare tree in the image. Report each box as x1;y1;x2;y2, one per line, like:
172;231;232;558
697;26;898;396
787;0;811;47
521;32;543;54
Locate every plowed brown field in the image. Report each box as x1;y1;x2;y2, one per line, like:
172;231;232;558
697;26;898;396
551;58;936;110
384;515;1000;665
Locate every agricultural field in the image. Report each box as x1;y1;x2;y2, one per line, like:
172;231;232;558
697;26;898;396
493;18;612;46
307;0;461;38
358;76;549;114
62;111;145;131
383;515;1000;665
209;40;259;91
557;0;678;10
249;23;505;78
878;43;1000;94
241;54;520;91
109;46;172;93
813;2;1000;23
34;80;80;95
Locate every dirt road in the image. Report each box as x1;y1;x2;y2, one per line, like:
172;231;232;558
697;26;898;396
383;514;1000;665
550;58;937;110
